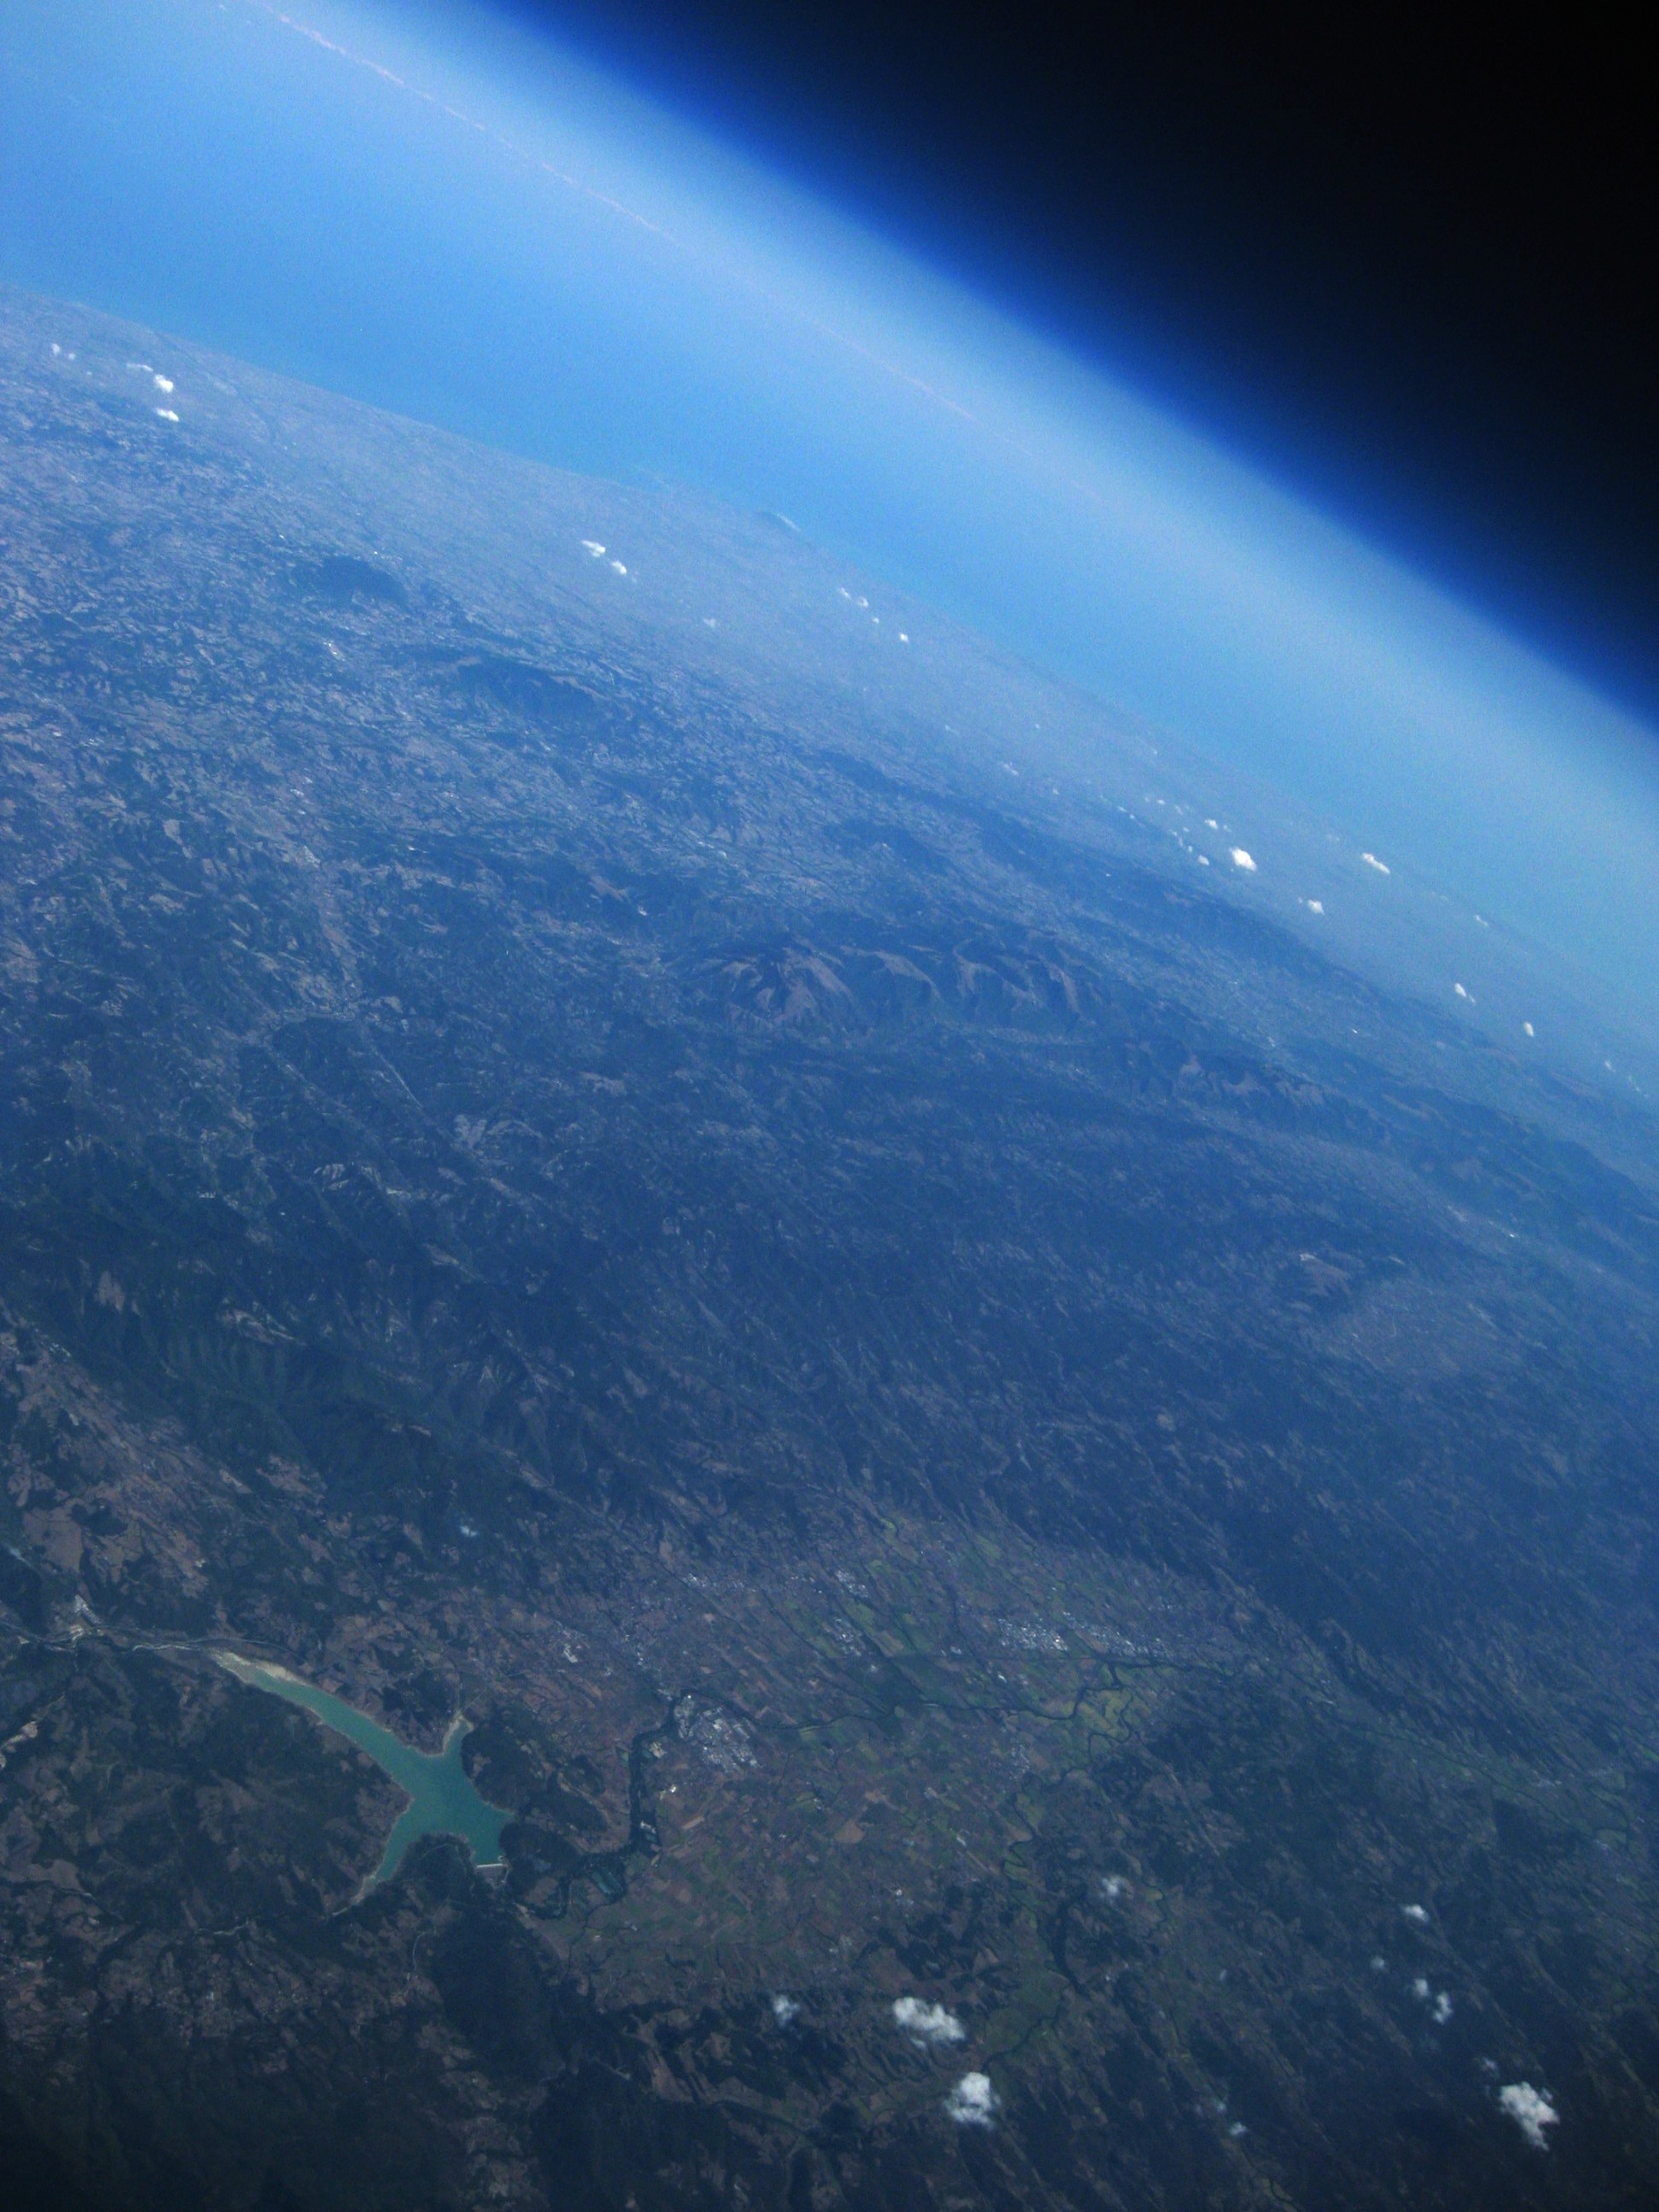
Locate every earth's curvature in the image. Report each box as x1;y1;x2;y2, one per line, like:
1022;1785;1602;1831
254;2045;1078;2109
3;290;1659;2212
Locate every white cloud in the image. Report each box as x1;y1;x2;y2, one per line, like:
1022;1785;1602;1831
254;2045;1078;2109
49;342;61;357
154;408;180;423
1523;1022;1535;1038
1433;1992;1453;2023
944;2073;998;2128
893;1997;965;2049
610;559;628;575
153;374;174;394
581;540;606;556
1454;982;1469;999
125;360;153;373
1205;818;1219;830
1401;1903;1429;1924
1412;1976;1431;2001
1499;2082;1558;2151
1361;852;1391;874
899;632;910;643
1301;897;1324;913
771;1994;800;2026
1229;847;1256;871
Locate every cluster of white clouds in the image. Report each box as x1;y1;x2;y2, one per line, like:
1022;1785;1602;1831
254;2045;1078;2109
944;2072;998;2128
1499;2081;1558;2150
889;1998;997;2128
893;1996;964;2049
120;360;181;422
835;584;908;639
579;538;628;576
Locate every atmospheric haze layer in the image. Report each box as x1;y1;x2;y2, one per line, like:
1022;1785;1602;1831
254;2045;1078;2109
3;0;1658;1044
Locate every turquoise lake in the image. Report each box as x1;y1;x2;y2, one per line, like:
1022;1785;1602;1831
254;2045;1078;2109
217;1652;509;1885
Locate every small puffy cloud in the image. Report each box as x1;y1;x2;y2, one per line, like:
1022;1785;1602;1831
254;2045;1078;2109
899;632;910;643
580;540;605;556
1401;1904;1429;1924
944;2073;998;2128
50;342;61;357
1301;897;1324;914
1229;847;1256;872
1499;2082;1558;2151
1412;1976;1431;2001
154;408;180;423
1454;982;1470;999
1361;852;1390;874
771;1994;800;2026
894;1997;965;2049
125;360;153;373
609;559;628;575
1205;818;1219;830
153;373;174;394
1523;1022;1535;1038
1433;1992;1453;2023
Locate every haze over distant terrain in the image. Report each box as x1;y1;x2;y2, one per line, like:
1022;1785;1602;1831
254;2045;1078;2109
3;0;1659;1025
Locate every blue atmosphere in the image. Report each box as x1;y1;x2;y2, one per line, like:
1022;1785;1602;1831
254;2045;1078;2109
4;0;1657;1023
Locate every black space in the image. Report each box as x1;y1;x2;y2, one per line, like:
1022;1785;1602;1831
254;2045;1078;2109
503;0;1659;720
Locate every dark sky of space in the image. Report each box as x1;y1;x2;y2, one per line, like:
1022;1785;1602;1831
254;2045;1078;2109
504;0;1659;724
